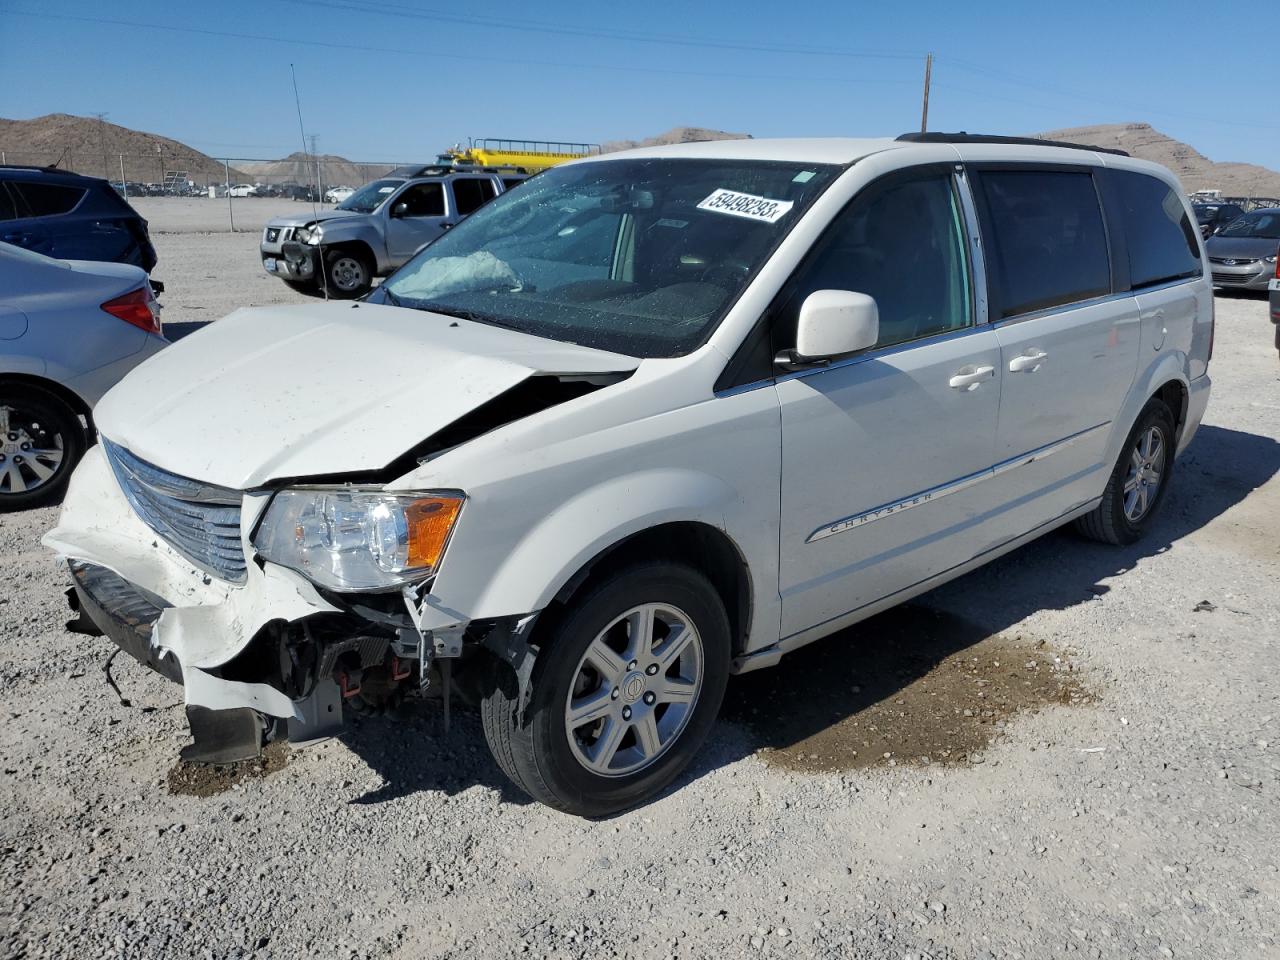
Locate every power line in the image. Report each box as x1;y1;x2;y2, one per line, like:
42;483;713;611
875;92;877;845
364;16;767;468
274;0;925;62
3;9;924;91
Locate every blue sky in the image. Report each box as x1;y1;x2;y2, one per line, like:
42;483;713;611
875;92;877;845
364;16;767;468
2;0;1276;168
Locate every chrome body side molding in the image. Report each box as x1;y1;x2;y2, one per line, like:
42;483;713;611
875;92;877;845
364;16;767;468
805;421;1110;544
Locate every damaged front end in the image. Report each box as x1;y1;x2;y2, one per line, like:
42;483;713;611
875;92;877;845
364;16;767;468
44;440;536;765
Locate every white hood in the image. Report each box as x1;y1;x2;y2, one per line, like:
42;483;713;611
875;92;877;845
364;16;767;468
94;302;638;489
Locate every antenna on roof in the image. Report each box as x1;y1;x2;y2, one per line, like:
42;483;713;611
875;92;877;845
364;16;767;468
291;64;329;301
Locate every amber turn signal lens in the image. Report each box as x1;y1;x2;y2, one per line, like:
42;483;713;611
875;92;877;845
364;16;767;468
405;496;463;570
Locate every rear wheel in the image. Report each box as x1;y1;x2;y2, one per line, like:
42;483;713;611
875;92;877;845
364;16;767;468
1075;398;1175;545
0;385;86;511
321;247;372;299
481;561;730;817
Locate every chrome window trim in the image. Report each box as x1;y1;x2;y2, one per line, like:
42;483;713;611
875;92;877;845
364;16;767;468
805;421;1110;543
953;163;990;327
992;288;1138;328
774;321;993;386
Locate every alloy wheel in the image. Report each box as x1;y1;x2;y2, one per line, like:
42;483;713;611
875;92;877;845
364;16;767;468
564;603;704;778
1122;425;1166;522
0;404;66;497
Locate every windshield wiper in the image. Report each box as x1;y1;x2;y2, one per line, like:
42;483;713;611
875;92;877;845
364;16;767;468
415;302;526;332
381;286;402;307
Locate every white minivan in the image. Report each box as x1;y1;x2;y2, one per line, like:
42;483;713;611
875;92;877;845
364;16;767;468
46;134;1212;815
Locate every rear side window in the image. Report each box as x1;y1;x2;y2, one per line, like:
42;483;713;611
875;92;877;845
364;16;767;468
1110;172;1200;289
977;169;1111;319
502;178;525;191
451;178;497;215
10;181;86;218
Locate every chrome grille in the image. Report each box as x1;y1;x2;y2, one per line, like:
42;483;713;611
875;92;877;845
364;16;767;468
103;438;246;583
1208;257;1259;266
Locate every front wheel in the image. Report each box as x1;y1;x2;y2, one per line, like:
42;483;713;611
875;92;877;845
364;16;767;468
1075;398;1176;545
321;247;372;299
0;385;87;511
481;561;730;817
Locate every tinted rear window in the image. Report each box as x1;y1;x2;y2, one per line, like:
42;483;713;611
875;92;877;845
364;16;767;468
1111;172;1201;289
10;181;86;218
978;169;1111;319
451;178;497;215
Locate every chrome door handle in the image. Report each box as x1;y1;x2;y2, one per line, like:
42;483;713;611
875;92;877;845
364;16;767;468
1008;350;1049;373
949;365;995;390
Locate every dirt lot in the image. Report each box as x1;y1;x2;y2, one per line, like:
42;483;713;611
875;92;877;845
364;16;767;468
1;206;1278;960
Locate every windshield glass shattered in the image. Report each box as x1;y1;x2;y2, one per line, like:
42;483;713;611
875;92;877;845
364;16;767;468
336;178;402;213
1216;211;1280;240
381;158;839;357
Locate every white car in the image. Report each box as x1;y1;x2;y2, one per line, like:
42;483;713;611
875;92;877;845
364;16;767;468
45;135;1212;815
1;242;167;509
324;185;355;204
227;184;259;198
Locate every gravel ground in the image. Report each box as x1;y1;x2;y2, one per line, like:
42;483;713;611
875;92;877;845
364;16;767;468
2;210;1278;959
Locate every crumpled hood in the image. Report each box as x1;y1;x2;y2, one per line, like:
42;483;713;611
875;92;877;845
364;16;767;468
267;209;365;229
1205;236;1280;260
94;302;639;489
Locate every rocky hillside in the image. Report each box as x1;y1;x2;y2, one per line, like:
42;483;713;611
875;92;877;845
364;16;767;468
237;152;399;187
602;126;750;153
1035;122;1280;198
0;113;241;182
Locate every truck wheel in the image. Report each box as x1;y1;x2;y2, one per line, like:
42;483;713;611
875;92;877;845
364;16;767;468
480;561;730;817
321;248;372;299
0;384;86;511
1074;398;1176;546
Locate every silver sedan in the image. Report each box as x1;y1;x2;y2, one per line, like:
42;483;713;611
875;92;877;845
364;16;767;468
0;242;168;509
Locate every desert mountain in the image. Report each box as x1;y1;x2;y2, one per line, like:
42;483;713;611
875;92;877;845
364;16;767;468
602;127;750;153
1035;123;1280;198
0;113;242;182
237;152;398;187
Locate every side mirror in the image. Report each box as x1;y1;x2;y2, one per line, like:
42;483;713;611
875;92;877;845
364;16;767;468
391;202;409;218
783;290;879;366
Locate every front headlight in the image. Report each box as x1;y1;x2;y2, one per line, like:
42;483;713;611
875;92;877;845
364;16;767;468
295;224;323;245
253;489;464;591
1265;255;1277;264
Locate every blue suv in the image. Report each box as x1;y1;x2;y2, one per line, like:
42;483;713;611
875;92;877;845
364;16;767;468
0;165;157;273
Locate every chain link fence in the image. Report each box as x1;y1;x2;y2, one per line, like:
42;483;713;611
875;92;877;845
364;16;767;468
0;149;412;196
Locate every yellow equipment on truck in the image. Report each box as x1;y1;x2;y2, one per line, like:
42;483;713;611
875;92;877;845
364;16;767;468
441;138;601;174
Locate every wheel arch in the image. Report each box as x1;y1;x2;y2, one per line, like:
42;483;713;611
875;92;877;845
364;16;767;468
545;521;753;659
0;372;94;430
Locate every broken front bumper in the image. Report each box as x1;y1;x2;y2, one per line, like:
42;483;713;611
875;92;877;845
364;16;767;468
43;446;390;761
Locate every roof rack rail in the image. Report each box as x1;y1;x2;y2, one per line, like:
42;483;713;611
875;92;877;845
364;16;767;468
0;162;66;173
896;132;1129;157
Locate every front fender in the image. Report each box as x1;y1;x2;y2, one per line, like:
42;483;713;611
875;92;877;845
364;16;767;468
317;221;388;272
435;467;755;625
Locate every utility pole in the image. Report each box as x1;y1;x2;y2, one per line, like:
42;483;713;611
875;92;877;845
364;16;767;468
92;112;109;181
920;53;933;134
308;134;321;196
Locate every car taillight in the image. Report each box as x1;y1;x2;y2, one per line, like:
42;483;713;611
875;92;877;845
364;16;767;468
101;286;161;335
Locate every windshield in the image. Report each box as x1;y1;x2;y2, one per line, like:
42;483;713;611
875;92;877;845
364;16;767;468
380;158;840;357
1216;211;1280;239
336;178;402;213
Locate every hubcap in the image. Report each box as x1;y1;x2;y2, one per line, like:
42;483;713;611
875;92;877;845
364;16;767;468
330;256;366;291
0;405;64;496
1122;425;1165;522
564;602;703;778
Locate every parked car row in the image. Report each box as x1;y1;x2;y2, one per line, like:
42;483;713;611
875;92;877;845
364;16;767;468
43;134;1216;815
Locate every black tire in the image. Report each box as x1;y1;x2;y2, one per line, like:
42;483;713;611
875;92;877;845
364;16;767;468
480;561;731;817
1074;398;1176;546
321;247;373;299
0;384;87;511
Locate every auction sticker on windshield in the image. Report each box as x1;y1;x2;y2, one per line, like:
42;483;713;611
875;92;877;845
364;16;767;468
697;188;794;224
